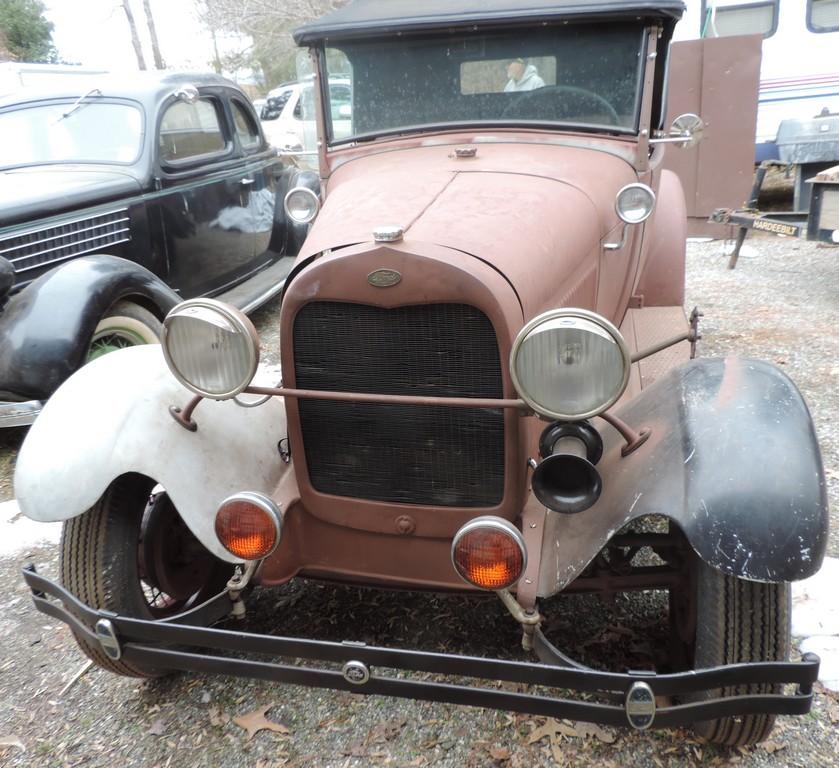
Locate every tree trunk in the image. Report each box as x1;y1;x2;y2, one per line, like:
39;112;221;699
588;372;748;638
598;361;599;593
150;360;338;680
142;0;165;69
122;0;147;71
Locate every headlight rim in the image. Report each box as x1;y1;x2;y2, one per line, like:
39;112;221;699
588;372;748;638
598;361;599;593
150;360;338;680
509;307;631;421
162;297;260;400
615;182;656;225
283;186;320;225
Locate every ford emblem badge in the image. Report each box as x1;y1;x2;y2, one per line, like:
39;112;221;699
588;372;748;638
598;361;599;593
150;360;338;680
368;269;402;288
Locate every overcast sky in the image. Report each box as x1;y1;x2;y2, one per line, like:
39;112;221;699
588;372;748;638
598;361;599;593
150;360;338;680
43;0;245;74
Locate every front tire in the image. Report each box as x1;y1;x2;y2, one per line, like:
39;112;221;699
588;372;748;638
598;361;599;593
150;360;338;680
87;300;161;362
60;474;232;677
690;559;790;746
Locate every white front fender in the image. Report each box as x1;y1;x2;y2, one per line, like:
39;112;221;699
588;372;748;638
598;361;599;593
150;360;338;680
14;345;289;562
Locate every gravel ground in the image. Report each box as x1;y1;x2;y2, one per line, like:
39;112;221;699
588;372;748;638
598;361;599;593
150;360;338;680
1;237;838;767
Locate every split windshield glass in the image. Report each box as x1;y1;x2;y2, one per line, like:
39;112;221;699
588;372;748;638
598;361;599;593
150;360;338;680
322;22;646;143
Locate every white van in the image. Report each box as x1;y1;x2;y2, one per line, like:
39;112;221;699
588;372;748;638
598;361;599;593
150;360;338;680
260;78;352;152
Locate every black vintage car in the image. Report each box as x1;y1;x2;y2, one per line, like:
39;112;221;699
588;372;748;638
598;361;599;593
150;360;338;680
0;72;311;427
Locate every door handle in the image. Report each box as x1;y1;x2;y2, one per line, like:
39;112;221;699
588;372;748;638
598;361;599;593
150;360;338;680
240;177;255;186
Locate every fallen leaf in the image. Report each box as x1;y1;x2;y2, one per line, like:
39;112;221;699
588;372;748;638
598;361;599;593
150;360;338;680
340;741;368;757
527;720;556;744
208;706;230;727
232;705;291;740
550;738;564;764
0;736;25;752
760;740;787;754
488;746;511;761
147;719;166;737
370;716;407;743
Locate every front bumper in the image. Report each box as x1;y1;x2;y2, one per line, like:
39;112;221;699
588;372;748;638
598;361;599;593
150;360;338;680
23;566;820;731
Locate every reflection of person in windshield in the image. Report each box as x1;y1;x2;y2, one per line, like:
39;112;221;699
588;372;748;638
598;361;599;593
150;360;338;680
504;59;545;92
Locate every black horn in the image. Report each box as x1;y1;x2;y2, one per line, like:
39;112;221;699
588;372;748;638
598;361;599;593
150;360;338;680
531;422;603;514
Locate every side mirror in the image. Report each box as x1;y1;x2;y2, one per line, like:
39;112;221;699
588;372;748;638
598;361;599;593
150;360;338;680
649;113;705;148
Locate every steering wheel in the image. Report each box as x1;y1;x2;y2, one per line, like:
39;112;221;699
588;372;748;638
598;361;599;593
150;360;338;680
501;85;620;126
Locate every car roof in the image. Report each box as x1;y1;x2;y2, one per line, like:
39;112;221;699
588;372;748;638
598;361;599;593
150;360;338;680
294;0;685;45
0;71;243;110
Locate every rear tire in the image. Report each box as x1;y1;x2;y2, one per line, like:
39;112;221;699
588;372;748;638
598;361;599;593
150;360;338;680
60;474;231;677
690;559;790;746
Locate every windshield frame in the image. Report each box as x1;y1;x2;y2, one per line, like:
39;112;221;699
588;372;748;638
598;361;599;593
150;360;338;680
0;96;147;171
317;22;650;147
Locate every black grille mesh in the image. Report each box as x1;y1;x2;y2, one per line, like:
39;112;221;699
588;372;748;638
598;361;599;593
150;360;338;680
293;302;505;506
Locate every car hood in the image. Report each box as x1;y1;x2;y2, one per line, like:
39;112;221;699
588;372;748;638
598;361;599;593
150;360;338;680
299;141;638;318
0;165;143;230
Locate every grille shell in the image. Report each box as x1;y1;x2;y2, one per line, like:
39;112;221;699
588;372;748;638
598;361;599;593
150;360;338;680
1;209;131;275
293;301;506;507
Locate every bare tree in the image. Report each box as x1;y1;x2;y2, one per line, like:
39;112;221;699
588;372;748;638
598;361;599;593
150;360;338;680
121;0;147;70
143;0;165;69
195;0;347;86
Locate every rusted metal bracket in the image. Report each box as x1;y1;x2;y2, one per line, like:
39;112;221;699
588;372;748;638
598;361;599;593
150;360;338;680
169;395;203;432
599;411;651;457
630;307;702;363
497;588;542;652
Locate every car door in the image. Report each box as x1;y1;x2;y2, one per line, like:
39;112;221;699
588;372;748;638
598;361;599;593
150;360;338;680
154;87;255;298
229;96;277;260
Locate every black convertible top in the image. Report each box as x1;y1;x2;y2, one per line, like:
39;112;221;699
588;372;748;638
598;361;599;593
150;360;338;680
294;0;685;45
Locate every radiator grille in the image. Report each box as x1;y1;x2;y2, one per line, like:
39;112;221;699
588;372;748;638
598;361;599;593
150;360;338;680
1;209;131;274
293;301;505;507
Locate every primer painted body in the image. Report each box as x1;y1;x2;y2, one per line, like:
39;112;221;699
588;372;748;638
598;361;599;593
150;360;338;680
13;345;288;563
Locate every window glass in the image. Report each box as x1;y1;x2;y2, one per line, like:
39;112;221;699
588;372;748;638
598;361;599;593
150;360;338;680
461;57;557;95
809;0;839;31
263;88;292;120
232;100;260;150
323;22;645;142
0;102;142;168
701;2;777;38
296;86;316;121
159;98;225;162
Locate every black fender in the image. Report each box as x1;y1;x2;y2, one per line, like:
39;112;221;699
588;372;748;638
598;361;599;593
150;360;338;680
0;254;180;401
538;358;828;595
269;166;320;257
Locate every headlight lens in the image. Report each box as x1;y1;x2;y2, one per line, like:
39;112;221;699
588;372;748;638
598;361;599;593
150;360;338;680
615;183;655;224
510;308;630;420
284;186;320;224
162;299;259;399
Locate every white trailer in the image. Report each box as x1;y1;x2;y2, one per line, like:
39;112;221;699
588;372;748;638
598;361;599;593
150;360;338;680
673;0;839;159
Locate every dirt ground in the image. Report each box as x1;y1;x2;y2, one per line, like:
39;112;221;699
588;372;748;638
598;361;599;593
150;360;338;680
0;237;838;767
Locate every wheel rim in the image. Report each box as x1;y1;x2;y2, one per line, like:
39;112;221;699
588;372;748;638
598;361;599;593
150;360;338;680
88;326;150;362
138;489;223;618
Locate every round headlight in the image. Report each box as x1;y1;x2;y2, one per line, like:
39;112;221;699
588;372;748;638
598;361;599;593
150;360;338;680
615;183;655;225
162;299;259;399
510;308;630;421
284;186;320;224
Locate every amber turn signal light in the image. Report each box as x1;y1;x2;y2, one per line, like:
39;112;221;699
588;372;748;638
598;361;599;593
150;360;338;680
451;517;526;591
215;492;282;561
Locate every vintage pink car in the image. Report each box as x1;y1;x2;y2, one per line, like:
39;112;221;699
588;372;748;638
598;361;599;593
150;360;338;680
17;0;827;746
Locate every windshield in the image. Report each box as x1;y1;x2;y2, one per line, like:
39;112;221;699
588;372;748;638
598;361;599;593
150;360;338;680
0;101;144;168
323;22;646;143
